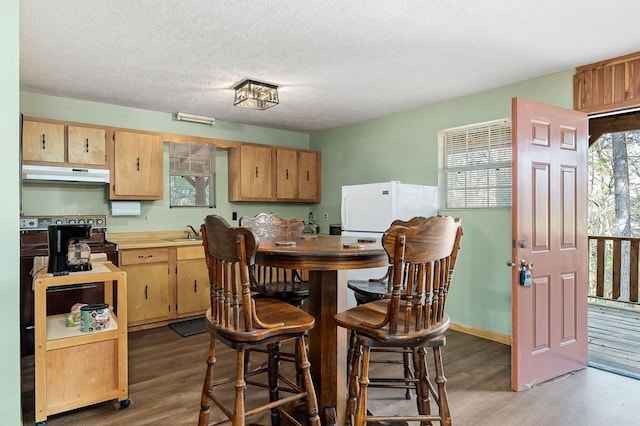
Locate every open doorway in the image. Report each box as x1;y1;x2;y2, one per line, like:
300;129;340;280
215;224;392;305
587;109;640;379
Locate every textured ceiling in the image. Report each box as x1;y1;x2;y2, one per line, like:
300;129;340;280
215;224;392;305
19;1;640;133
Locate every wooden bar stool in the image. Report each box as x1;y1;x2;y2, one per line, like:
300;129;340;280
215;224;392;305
346;216;430;400
240;213;310;383
240;213;309;307
198;215;320;426
336;216;463;426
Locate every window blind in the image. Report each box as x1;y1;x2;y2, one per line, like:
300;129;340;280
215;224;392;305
441;119;512;208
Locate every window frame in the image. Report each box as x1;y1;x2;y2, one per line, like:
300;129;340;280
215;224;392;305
168;141;216;208
439;118;512;210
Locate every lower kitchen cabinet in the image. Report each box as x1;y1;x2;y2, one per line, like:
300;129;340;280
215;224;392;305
119;244;209;330
119;248;171;325
176;246;209;316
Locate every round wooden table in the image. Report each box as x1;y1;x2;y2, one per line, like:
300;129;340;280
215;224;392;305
256;235;388;425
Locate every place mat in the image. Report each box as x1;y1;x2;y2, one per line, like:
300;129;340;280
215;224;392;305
168;317;207;337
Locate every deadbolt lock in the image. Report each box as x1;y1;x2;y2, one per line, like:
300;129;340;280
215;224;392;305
507;259;533;286
507;260;533;270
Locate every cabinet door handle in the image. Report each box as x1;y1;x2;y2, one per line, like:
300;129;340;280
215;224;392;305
144;285;148;299
41;134;46;150
306;170;310;181
138;254;153;259
194;279;197;293
286;169;289;179
136;157;140;171
255;166;259;178
85;138;89;152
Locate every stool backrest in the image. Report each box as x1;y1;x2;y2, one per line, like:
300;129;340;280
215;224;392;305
240;213;307;289
239;213;305;239
201;215;260;332
378;216;432;287
380;215;462;335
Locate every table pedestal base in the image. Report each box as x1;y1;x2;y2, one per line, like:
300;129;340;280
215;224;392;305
307;270;349;426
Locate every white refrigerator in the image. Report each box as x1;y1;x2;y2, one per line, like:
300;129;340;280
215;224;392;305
341;181;439;305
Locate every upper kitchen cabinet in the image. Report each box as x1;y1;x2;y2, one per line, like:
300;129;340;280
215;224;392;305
22;117;107;168
22;119;64;163
228;143;274;201
67;125;107;166
110;129;163;200
228;143;321;203
275;148;298;200
275;148;321;202
295;149;320;202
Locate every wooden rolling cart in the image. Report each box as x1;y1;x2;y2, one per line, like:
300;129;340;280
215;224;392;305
33;261;129;425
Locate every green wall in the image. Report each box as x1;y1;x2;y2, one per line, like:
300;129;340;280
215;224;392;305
1;0;22;423
310;71;574;336
20;93;317;233
21;73;576;339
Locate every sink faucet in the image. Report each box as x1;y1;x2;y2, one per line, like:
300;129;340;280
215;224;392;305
186;225;200;239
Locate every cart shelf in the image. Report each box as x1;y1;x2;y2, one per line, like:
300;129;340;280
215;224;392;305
33;262;129;424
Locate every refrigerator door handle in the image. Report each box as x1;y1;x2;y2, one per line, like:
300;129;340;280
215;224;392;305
341;195;348;227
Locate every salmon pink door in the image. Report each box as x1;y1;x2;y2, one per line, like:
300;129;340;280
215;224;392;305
511;97;588;391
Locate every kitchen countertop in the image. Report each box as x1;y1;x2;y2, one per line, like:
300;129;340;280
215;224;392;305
107;231;204;250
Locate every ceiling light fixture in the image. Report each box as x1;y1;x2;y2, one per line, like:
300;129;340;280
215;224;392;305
175;112;215;125
234;79;279;110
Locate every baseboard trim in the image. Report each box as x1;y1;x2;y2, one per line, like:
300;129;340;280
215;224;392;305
450;322;511;346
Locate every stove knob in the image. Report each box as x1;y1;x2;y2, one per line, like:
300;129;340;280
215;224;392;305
88;219;94;225
96;218;104;226
68;219;76;224
55;219;63;225
78;219;85;224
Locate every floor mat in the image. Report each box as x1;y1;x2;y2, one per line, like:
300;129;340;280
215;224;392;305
168;317;207;337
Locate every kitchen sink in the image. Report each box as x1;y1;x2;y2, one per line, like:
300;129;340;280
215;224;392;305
165;238;202;242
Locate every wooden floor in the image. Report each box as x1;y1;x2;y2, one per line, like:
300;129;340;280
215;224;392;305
21;325;640;425
588;303;640;379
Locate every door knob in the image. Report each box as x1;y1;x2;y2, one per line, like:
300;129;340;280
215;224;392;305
507;260;533;269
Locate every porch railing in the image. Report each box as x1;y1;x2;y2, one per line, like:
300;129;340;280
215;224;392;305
589;235;640;305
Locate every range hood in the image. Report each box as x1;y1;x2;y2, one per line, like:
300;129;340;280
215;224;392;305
22;165;110;184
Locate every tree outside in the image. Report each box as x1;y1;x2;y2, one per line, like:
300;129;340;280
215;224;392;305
588;130;640;301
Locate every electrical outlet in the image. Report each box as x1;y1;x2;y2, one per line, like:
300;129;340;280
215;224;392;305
323;212;329;220
142;214;149;223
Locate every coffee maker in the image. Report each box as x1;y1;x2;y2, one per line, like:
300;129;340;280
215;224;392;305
48;224;93;273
